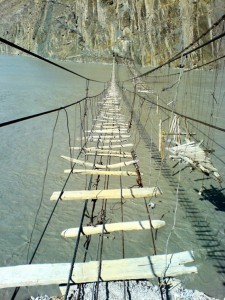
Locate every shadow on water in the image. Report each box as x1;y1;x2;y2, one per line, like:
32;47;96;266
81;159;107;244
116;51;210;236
197;185;225;212
121;89;225;294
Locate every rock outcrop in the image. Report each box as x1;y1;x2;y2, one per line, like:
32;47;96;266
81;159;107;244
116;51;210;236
0;0;224;65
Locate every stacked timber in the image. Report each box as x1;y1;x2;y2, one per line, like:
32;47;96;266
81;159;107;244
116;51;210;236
167;139;222;182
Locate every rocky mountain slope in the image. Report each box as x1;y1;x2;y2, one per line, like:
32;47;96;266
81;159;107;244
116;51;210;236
0;0;224;65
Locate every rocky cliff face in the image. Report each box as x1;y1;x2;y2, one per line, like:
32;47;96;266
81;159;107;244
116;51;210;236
0;0;224;65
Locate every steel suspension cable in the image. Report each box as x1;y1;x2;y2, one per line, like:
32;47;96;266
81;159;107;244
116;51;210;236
0;37;105;83
122;87;225;133
26;110;60;264
0;89;106;128
11;97;100;299
122;29;225;82
11;133;86;300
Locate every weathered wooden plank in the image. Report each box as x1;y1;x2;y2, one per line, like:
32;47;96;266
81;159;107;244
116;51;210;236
90;139;128;143
99;115;125;119
64;169;141;176
71;144;133;150
0;263;71;288
102;101;119;104
86;129;127;134
99;115;123;118
73;149;131;155
61;220;166;238
50;187;160;201
93;129;128;133
101;116;125;121
97;144;133;149
100;106;119;109
95;125;127;130
100;123;128;126
0;251;197;288
85;153;132;158
77;134;130;140
102;103;120;111
102;100;119;102
61;156;137;169
95;125;120;128
137;90;155;93
94;119;125;122
101;112;123;116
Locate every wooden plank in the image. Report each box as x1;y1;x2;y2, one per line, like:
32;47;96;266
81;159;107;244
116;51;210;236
73;149;131;155
71;144;133;150
102;100;119;102
101;106;119;109
64;169;141;176
0;251;197;288
103;101;119;103
50;187;161;201
95;125;120;128
100;106;119;109
101;112;123;115
79;134;130;141
0;263;71;288
94;119;124;122
85;129;127;134
101;116;124;119
96;144;133;149
76;138;128;143
77;134;130;140
101;116;125;121
95;125;127;130
90;139;128;143
137;90;155;93
61;156;137;169
87;126;127;130
85;153;132;158
99;115;125;119
101;123;128;126
61;220;166;238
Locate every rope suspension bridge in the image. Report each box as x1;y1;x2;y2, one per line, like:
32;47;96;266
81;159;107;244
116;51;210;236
0;12;225;300
0;58;197;300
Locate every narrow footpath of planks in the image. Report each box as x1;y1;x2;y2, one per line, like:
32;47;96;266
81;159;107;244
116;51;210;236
0;58;197;292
